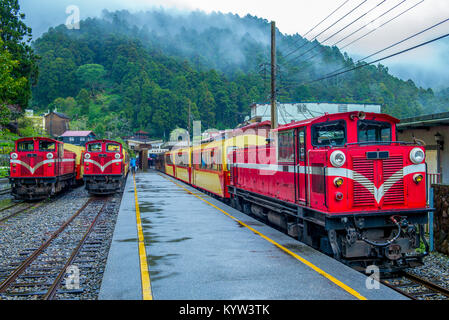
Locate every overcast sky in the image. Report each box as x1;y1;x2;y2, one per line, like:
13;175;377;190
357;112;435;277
20;0;449;89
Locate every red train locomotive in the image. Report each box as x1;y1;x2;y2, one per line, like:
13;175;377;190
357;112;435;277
161;111;431;272
9;137;78;200
83;139;129;195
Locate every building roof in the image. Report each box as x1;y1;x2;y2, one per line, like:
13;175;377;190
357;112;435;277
45;111;70;119
398;111;449;130
59;130;96;137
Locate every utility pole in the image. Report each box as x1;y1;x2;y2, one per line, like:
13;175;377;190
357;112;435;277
188;101;191;146
271;21;278;129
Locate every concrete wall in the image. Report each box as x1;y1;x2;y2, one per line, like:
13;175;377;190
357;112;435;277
433;185;449;255
398;126;449;183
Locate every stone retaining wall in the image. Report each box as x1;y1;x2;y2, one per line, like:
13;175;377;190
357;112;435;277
433;185;449;255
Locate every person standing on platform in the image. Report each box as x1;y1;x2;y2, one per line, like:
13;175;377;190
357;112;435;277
130;157;137;174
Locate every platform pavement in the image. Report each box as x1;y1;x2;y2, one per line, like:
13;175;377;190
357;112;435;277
99;170;407;300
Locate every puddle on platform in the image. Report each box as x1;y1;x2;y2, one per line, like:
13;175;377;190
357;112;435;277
282;243;316;255
150;271;180;282
117;238;138;243
165;237;192;243
147;253;179;268
139;203;163;214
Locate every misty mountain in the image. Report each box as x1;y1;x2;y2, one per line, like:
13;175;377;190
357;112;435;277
30;9;448;137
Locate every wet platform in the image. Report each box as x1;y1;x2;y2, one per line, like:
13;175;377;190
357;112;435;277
99;170;407;300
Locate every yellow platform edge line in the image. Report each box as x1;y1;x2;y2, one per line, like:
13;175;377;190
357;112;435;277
159;173;367;301
133;174;153;300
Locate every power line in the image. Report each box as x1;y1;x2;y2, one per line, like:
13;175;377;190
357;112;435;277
283;0;350;52
292;0;424;71
314;17;449;79
340;0;425;49
297;32;449;86
332;0;408;47
283;0;368;59
286;0;388;64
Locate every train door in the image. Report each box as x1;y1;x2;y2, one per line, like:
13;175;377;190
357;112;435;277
296;128;307;204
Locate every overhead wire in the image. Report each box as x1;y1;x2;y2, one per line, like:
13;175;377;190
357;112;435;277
285;0;388;65
283;0;369;59
282;0;350;53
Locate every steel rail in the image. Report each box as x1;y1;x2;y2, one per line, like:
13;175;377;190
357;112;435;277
0;198;94;293
43;199;108;300
381;271;449;300
0;202;41;224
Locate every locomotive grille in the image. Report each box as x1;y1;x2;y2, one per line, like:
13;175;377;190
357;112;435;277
382;156;404;204
352;157;375;206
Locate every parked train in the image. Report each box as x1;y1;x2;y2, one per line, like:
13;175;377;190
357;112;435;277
83;139;129;195
158;111;432;272
9;137;84;200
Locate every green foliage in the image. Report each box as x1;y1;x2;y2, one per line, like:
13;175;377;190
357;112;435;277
0;0;38;107
76;64;106;96
29;11;444;139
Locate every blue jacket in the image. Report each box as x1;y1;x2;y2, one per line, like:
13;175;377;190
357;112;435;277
130;158;136;167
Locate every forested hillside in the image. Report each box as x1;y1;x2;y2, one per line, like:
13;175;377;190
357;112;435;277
30;10;446;138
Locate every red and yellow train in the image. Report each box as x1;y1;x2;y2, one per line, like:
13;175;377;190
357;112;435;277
9;137;84;200
83;139;129;194
9;137;128;199
159;111;431;272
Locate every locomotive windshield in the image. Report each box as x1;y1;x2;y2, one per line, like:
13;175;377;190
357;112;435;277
87;143;102;152
39;140;56;151
312;120;346;147
106;143;120;152
17;140;34;152
358;120;391;143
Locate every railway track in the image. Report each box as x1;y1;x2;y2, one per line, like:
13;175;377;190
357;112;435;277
381;271;449;300
0;197;109;300
0;202;40;224
0;188;11;196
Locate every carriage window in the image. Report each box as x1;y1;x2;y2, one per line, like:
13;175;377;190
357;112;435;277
278;130;294;162
39;141;56;151
298;129;305;161
106;143;120;152
87;143;102;152
312;120;346;147
17;141;34;152
358;120;391;143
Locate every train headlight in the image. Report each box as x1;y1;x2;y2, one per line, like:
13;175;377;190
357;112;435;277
84;153;91;159
46;153;54;159
413;174;423;184
335;192;344;201
334;177;344;187
330;151;346;168
115;153;121;159
410;148;425;164
11;153;18;160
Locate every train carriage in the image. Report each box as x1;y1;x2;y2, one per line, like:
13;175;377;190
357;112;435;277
9;137;80;200
167;134;267;198
83;139;129;195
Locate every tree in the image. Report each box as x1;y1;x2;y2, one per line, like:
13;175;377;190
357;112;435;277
0;0;38;107
0;40;27;126
76;64;106;96
76;89;90;114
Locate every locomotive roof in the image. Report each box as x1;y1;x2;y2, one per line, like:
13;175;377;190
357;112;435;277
274;111;399;132
87;139;123;146
16;137;63;144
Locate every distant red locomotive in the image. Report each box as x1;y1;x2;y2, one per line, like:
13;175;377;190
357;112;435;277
9;137;77;200
83;139;129;195
161;111;432;272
